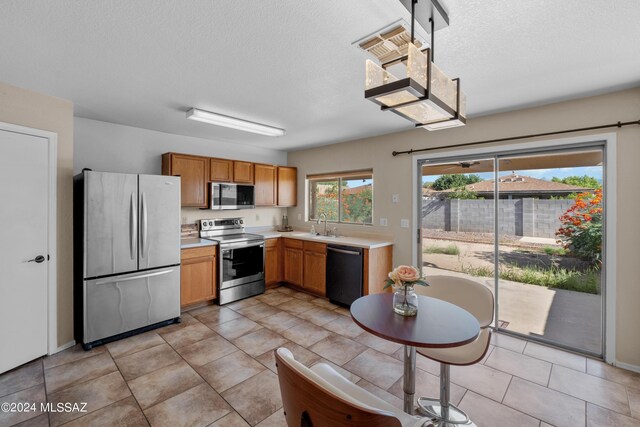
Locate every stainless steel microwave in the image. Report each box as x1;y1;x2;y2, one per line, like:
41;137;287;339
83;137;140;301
209;183;255;210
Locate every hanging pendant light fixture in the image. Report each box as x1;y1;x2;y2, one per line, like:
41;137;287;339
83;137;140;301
364;0;466;130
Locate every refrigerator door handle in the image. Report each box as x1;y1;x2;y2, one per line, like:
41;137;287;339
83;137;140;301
130;192;137;260
94;267;176;285
141;192;148;258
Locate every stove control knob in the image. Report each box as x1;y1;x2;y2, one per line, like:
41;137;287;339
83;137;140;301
208;221;213;226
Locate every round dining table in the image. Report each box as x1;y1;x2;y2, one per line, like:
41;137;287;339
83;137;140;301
351;293;480;415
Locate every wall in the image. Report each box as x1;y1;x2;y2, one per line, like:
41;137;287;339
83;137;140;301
74;118;288;227
0;82;74;348
423;198;573;238
287;88;640;367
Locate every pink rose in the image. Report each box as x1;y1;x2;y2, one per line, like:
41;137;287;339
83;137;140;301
394;265;421;283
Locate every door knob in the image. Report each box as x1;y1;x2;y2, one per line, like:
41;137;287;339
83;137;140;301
28;255;46;263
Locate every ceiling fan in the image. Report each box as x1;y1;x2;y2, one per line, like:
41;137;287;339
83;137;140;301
443;161;481;171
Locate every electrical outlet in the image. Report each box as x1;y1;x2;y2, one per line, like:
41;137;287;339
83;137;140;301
181;216;187;224
400;219;409;228
380;218;388;226
297;213;302;220
255;214;260;222
392;194;400;203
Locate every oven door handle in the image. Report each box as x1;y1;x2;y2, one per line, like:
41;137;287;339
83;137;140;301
221;241;265;251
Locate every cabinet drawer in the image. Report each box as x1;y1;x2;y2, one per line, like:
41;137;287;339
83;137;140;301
303;241;326;254
284;238;303;249
265;238;280;248
181;245;216;260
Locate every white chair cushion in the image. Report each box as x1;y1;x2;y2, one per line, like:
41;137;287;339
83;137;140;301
418;328;491;365
277;348;431;427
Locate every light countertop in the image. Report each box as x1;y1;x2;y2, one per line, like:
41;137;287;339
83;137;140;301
259;231;393;249
180;238;218;249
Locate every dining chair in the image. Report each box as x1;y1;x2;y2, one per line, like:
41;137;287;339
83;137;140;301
413;275;494;426
274;347;433;427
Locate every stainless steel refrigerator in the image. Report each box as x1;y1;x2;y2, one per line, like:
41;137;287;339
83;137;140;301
74;170;181;350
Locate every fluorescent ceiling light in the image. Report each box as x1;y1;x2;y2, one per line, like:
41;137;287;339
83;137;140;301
186;108;285;137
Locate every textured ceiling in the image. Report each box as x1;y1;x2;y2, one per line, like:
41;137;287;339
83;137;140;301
0;0;638;151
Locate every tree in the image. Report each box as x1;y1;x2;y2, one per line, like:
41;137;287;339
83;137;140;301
445;187;480;199
431;174;482;191
556;188;602;264
551;175;600;189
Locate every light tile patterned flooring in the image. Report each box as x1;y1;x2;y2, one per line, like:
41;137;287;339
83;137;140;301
1;285;640;427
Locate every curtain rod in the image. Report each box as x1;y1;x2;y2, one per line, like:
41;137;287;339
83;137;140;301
391;119;640;157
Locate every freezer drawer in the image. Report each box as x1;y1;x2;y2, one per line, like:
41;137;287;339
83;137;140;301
83;267;180;343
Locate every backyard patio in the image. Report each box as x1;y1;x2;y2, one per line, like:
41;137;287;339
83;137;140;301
422;234;602;354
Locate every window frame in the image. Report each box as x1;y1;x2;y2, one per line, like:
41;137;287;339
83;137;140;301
307;170;374;226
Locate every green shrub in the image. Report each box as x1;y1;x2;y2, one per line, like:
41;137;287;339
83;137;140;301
424;244;460;255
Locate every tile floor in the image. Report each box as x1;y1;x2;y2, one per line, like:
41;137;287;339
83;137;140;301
1;285;639;427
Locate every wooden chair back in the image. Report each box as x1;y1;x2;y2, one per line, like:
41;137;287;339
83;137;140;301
275;350;402;427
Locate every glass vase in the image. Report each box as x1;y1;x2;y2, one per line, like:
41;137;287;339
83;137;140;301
392;284;418;316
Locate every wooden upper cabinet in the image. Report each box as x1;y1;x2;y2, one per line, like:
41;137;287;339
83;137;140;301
303;242;326;296
233;161;254;184
210;158;233;182
277;166;297;207
254;164;277;206
162;153;208;207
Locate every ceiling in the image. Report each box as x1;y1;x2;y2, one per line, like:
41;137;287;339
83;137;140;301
0;0;638;152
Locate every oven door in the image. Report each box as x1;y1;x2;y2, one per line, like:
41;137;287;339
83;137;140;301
219;240;265;289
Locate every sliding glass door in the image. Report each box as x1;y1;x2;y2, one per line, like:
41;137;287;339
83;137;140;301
419;145;605;356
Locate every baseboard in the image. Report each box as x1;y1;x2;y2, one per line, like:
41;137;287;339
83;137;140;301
53;340;76;354
615;361;640;374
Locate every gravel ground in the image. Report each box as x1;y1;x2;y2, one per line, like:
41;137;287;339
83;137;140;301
423;229;556;249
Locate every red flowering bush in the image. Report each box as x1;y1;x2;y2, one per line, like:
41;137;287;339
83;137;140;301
556;188;602;265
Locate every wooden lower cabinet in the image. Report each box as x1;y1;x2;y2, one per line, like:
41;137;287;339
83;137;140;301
303;241;326;296
180;246;217;307
274;237;392;298
283;239;304;287
265;238;283;286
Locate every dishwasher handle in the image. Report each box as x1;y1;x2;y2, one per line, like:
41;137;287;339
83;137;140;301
327;247;361;256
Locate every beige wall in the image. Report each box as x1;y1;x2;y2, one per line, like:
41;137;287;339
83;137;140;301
287;88;640;367
0;82;74;348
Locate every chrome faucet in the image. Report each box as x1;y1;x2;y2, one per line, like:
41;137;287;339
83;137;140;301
317;213;328;236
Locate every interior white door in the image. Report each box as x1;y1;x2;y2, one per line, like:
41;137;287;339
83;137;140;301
0;129;49;374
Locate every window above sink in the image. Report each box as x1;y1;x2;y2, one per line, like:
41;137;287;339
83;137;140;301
307;170;373;226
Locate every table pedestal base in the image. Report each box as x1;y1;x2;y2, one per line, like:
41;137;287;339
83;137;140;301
403;345;416;414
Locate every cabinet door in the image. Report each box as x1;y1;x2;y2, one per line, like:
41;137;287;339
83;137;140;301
277;166;297;206
254;164;277;206
180;249;217;307
283;247;303;286
162;153;208;207
210;158;233;182
265;244;280;285
304;250;326;296
233;161;254;183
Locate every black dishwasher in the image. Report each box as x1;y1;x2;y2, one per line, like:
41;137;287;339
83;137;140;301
326;244;364;306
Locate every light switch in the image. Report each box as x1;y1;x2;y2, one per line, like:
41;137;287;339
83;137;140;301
400;219;409;228
392;194;400;203
297;213;302;220
380;218;388;226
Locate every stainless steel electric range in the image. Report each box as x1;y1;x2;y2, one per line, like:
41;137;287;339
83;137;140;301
199;218;265;305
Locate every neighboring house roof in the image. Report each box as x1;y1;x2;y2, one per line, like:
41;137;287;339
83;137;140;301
342;184;372;195
423;174;592;196
467;174;591;194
